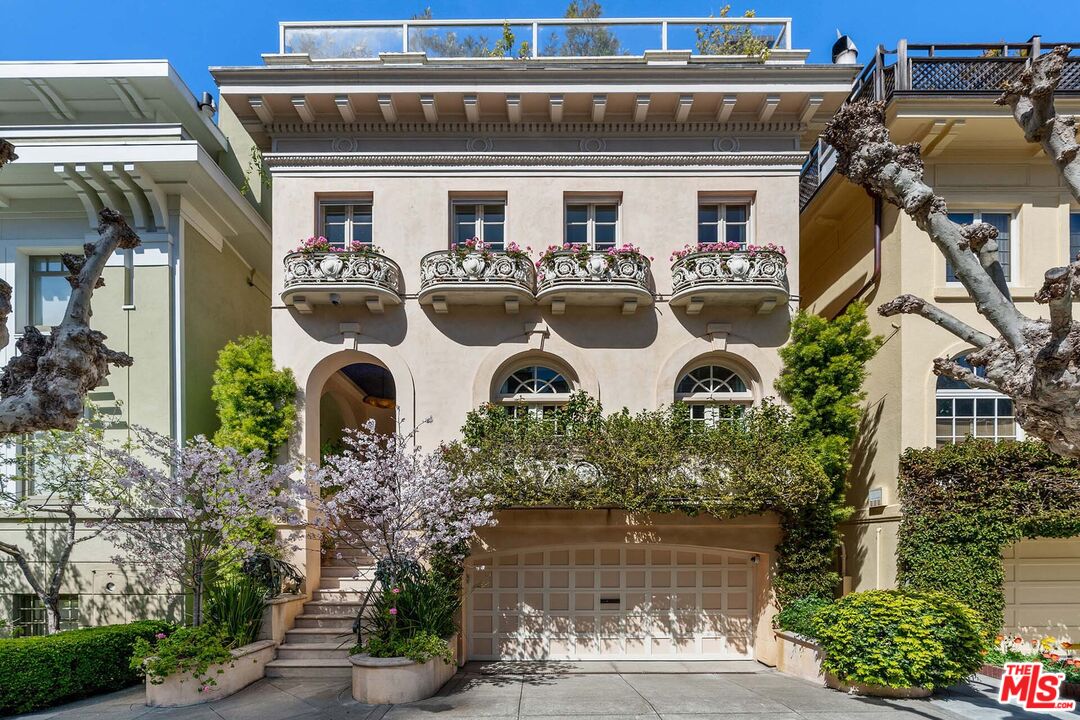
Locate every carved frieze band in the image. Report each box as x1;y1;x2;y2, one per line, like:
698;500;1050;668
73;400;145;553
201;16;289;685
266;120;806;135
265;152;804;169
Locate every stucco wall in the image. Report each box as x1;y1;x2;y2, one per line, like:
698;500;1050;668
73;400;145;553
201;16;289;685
181;220;271;441
801;146;1080;596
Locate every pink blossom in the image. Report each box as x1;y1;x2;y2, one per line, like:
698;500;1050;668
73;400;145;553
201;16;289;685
155;633;167;640
392;587;400;594
389;607;398;616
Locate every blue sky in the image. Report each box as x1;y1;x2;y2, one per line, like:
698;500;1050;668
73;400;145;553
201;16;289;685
3;0;1079;99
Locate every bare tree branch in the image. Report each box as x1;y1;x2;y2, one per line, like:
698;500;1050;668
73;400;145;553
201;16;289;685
0;139;15;169
0;209;140;436
823;102;1028;349
1034;264;1080;339
932;356;999;391
997;46;1080;201
879;294;994;347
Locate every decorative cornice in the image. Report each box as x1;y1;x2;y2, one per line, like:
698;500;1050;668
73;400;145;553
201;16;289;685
266;120;806;135
265;151;805;169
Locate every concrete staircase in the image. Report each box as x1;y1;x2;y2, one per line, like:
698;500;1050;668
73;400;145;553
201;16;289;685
265;546;376;679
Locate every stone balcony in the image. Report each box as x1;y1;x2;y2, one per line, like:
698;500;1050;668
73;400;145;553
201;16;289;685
536;249;653;315
670;250;789;314
419;250;536;314
281;250;402;313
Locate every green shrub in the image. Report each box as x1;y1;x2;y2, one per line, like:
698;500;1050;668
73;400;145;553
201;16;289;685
211;333;297;457
130;625;233;687
357;630;452;664
775;596;831;638
812;590;985;691
206;578;266;647
0;620;172;715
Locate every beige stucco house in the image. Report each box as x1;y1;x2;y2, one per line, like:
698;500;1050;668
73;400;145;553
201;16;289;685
0;60;271;633
213;16;857;676
799;38;1080;640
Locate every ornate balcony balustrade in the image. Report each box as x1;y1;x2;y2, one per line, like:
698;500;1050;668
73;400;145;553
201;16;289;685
419;250;536;314
670;250;789;314
281;250;402;313
536;249;653;315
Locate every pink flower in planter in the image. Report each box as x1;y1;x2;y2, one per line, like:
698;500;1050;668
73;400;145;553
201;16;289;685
155;632;167;640
199;685;211;693
389;607;398;616
391;587;400;594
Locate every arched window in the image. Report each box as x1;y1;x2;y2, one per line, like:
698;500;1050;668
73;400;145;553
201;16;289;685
935;354;1020;446
496;364;572;420
675;364;752;426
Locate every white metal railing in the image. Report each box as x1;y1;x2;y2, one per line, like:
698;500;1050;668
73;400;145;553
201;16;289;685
279;17;793;60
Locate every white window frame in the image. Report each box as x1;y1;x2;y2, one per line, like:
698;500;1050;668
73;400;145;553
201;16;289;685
934;353;1023;446
318;200;373;248
697;200;753;248
27;254;72;330
1068;210;1080;263
674;364;754;427
451;200;506;249
944;210;1017;285
495;365;573;421
564;201;620;250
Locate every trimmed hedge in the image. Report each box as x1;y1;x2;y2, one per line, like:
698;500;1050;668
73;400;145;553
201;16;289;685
897;440;1080;632
0;619;173;715
812;590;985;691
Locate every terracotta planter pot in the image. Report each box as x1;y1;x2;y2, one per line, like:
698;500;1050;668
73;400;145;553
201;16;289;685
350;634;458;705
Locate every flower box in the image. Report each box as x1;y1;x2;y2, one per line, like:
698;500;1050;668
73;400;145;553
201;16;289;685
774;631;930;699
145;639;276;708
349;634;458;705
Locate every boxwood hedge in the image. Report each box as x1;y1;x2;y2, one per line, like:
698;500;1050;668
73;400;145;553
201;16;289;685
0;619;173;715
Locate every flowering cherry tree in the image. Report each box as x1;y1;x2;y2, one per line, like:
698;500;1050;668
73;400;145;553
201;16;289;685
98;428;307;625
313;419;494;578
0;419;123;634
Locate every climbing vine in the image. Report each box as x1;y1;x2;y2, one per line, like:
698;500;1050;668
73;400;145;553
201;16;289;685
897;440;1080;632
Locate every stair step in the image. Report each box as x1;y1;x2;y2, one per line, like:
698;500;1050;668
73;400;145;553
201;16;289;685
265;658;352;679
304;601;366;612
319;578;375;592
294;614;357;629
276;643;353;660
285;627;354;644
314;589;367;602
320;565;375;578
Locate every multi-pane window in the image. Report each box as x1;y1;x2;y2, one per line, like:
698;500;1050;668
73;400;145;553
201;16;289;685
1069;212;1080;262
320;202;373;248
497;365;572;421
935;355;1019;446
945;212;1011;283
29;256;71;328
453;203;505;249
565;203;618;250
697;203;750;246
675;365;752;427
12;594;79;636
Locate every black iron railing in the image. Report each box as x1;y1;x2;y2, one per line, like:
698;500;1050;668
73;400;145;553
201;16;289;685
799;37;1080;210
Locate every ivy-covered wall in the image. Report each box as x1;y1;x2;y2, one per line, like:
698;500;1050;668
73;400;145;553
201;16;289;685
897;440;1080;631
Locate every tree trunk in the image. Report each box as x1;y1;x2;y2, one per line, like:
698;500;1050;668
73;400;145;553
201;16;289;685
43;595;60;635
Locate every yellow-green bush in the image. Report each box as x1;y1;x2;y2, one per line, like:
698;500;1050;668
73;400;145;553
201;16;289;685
812;590;985;691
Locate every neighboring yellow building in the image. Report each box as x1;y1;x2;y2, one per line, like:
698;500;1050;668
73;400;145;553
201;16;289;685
799;38;1080;639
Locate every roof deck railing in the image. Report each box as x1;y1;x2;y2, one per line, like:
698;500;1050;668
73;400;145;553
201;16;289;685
278;17;793;61
799;37;1080;209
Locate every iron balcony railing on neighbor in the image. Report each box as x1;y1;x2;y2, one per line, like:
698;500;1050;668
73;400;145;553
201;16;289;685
799;37;1080;209
279;17;792;60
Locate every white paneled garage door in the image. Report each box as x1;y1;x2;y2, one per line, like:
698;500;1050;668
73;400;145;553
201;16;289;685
466;545;755;661
1003;538;1080;640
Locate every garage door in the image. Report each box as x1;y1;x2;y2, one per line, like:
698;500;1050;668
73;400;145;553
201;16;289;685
466;545;755;661
1003;538;1080;640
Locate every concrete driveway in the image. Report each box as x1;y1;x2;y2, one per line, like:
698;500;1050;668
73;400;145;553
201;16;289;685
16;661;1077;720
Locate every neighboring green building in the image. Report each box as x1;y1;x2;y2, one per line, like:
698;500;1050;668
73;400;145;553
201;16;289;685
0;60;271;633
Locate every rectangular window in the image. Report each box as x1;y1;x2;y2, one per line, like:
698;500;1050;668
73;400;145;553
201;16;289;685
945;211;1012;283
697;202;750;247
1070;212;1080;262
565;202;619;250
29;256;71;328
12;594;79;637
452;202;506;249
688;403;745;428
935;395;1017;447
319;202;373;248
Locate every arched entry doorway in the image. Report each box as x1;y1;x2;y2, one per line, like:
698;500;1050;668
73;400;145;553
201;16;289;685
319;362;396;456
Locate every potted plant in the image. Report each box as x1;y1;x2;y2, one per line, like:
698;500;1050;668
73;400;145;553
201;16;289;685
290;236;385;256
312;419;495;705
